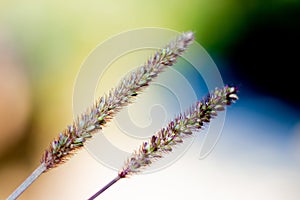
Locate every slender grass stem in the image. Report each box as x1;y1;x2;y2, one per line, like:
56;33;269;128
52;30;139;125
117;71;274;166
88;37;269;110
7;163;47;200
87;175;121;200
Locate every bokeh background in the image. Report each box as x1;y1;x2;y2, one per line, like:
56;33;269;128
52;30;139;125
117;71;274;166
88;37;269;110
0;1;299;199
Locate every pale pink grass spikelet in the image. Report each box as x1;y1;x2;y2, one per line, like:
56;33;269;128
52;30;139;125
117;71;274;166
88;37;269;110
88;85;239;200
41;31;195;170
119;85;238;177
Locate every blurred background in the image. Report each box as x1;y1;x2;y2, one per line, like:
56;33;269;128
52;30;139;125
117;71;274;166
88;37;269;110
0;0;299;199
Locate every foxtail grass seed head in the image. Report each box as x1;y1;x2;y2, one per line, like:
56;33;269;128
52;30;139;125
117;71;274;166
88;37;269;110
41;32;195;170
119;85;238;177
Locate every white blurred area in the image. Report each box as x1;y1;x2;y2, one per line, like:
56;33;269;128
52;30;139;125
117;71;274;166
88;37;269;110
21;93;300;200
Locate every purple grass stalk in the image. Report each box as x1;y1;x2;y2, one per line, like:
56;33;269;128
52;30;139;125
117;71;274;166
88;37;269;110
7;32;194;200
88;85;239;199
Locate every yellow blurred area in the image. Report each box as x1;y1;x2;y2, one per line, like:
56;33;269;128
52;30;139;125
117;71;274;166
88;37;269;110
0;0;299;199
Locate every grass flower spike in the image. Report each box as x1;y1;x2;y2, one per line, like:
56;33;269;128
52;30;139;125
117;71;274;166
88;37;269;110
42;31;195;171
120;85;238;177
8;31;194;200
88;85;239;199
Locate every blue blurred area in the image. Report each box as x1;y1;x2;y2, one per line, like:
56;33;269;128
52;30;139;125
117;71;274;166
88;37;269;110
173;58;209;99
217;89;300;169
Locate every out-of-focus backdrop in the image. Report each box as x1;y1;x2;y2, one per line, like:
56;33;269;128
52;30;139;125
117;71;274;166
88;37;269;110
0;1;299;199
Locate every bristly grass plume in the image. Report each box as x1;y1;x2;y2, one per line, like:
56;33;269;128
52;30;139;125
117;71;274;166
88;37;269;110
88;85;239;200
41;31;194;171
7;32;194;200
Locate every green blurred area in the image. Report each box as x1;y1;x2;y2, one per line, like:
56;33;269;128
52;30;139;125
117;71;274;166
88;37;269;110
0;0;298;198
